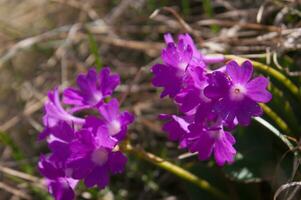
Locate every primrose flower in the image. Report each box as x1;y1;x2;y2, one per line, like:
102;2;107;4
66;129;127;189
204;60;272;125
186;104;236;166
38;156;78;200
151;33;226;100
174;66;209;113
152;33;272;166
38;67;133;200
187;123;236;166
151;33;206;98
63;67;120;110
98;99;134;140
43;88;85;129
160;114;191;148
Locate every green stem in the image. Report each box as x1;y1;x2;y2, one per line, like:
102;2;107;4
260;104;290;134
225;55;301;101
123;143;229;200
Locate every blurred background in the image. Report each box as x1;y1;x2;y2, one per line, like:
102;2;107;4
0;0;301;199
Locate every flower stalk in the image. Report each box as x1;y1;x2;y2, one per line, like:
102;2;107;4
123;143;229;200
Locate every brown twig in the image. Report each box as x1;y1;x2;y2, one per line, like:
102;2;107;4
0;182;31;200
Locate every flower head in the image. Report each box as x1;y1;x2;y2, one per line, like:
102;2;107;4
152;33;272;166
66;129;127;189
38;156;78;200
204;60;272;125
63;67;120;110
43;88;85;128
38;67;133;199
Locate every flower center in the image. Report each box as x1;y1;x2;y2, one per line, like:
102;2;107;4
230;84;246;101
178;62;187;71
90;91;103;104
91;148;108;165
108;120;121;136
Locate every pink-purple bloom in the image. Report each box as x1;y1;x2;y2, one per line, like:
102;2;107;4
204;60;272;125
152;33;272;166
38;67;133;200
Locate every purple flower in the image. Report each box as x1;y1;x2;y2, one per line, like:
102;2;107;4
63;67;120;110
161;39;193;71
175;66;209;113
43;88;85;129
185;104;236;166
39;67;133;198
153;33;272;166
66;129;126;188
160;114;191;148
204;60;272;126
151;33;207;99
164;33;225;65
151;64;183;98
38;156;78;200
98;99;134;140
187;123;236;166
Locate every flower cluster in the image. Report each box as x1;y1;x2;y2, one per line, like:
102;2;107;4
152;33;272;166
38;68;134;200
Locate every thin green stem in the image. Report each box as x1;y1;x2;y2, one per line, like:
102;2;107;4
225;55;301;101
260;104;290;134
123;143;229;200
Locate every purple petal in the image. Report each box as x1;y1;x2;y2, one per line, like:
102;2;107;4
164;33;174;44
49;141;70;162
187;124;215;160
226;60;253;84
151;64;183;98
214;98;237;124
178;33;202;60
175;88;201;113
120;111;135;125
246;76;272;103
51;122;75;142
163;115;189;142
62;88;84;106
84;165;110;189
48;179;76;200
161;41;193;70
39;127;51;140
213;131;236;166
99;67;120;96
95;126;118;148
98;98;120;122
77;68;97;95
38;156;64;179
204;71;230;100
236;97;263;126
67;157;94;179
109;151;127;174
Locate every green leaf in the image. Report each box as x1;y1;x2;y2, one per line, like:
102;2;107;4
254;117;294;151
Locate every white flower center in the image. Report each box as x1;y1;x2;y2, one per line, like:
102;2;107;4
108;120;121;136
91;148;108;165
178;62;187;71
90;91;103;104
230;84;246;101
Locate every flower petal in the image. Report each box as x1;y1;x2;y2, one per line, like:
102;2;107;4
246;76;272;103
226;60;253;84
